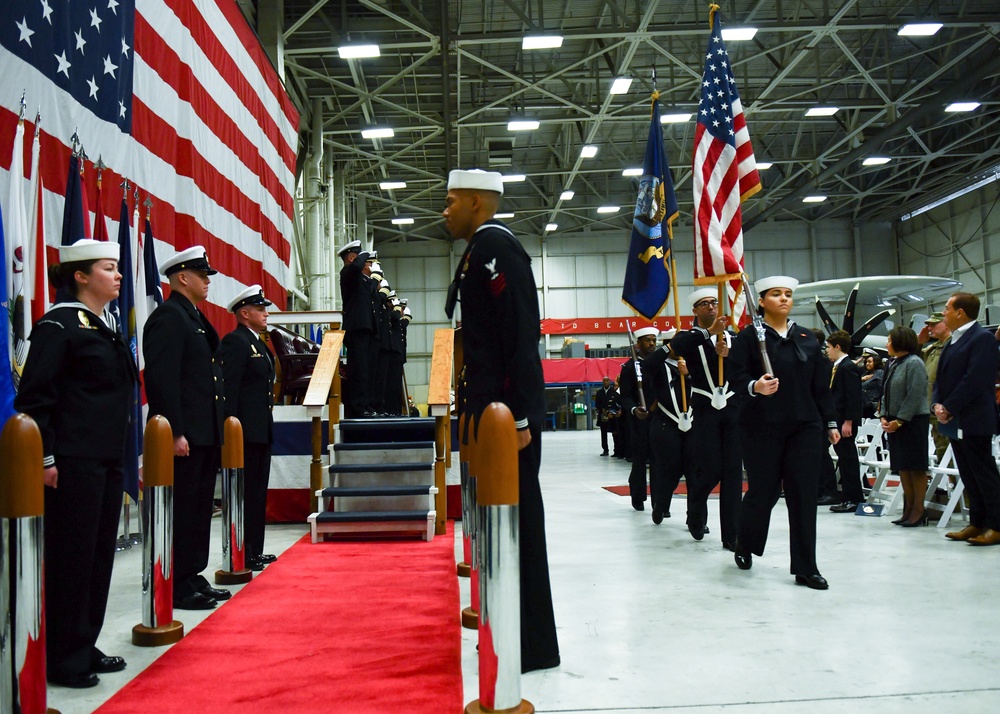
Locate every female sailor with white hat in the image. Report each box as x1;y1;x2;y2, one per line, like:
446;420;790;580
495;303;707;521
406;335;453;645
728;276;839;590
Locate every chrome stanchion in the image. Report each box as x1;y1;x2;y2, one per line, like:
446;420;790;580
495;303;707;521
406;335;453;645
0;414;56;714
465;403;533;714
458;414;472;578
216;417;251;585
115;495;142;551
132;415;184;647
461;413;481;630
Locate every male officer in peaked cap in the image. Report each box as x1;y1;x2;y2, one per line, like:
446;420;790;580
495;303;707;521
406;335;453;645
443;168;560;673
338;240;380;417
144;245;229;609
218;285;277;571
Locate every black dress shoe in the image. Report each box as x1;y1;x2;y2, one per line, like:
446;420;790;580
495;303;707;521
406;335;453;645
246;556;264;572
91;656;127;673
651;508;663;525
174;592;217;610
687;520;705;541
830;501;859;513
900;513;928;527
199;585;232;601
703;525;710;535
631;499;645;512
816;495;840;506
258;554;277;563
795;574;829;590
601;451;609;456
734;544;752;570
49;672;100;688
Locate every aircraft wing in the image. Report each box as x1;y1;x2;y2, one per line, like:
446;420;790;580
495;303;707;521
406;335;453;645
794;276;961;307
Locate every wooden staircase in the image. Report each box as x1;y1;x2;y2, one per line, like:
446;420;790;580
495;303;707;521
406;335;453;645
308;417;438;541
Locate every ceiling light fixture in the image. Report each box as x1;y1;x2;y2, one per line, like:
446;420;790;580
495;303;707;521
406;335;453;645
580;145;598;158
507;120;539;132
391;217;413;225
610;77;633;95
902;169;1000;221
501;174;526;183
862;157;891;166
559;190;575;201
379;181;406;190
721;27;758;41
522;35;563;50
805;107;839;117
361;127;394;139
802;195;827;203
945;102;981;113
622;168;643;177
597;206;620;214
338;44;380;59
495;212;515;219
898;23;943;36
545;223;558;232
660;113;692;123
756;162;773;169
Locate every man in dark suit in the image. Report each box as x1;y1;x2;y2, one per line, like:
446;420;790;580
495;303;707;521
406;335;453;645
619;327;659;511
339;240;378;417
443;168;559;674
933;292;1000;545
825;330;865;512
219;285;277;571
144;246;229;609
594;376;621;456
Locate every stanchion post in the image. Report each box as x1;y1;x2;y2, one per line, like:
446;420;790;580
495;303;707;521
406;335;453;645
457;413;471;578
465;403;533;714
461;413;480;630
0;414;56;714
216;417;251;585
132;415;184;647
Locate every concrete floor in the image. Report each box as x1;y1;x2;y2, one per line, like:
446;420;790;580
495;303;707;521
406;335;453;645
47;429;1000;713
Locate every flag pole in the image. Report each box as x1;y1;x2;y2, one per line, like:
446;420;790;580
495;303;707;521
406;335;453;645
717;282;725;387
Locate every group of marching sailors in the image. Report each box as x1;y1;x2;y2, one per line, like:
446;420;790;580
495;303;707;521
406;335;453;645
611;276;838;590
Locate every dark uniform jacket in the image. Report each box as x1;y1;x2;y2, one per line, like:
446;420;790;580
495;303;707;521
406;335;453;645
933;321;1000;436
829;356;863;425
143;292;225;445
16;303;138;465
644;346;692;420
729;321;836;428
454;219;545;430
594;386;621;423
218;326;275;444
618;356;652;415
339;252;376;333
671;326;735;408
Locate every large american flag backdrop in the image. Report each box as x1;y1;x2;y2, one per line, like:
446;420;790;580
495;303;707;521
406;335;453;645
0;0;300;328
691;8;761;326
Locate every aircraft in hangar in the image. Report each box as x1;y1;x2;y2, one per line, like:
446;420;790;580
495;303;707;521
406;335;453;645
790;275;963;354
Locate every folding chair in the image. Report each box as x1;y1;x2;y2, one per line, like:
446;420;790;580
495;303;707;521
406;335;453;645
925;442;967;529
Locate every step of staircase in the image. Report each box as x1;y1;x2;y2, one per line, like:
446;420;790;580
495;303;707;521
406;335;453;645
328;461;433;474
332;441;434;465
308;509;436;542
338;417;436;444
317;485;438;498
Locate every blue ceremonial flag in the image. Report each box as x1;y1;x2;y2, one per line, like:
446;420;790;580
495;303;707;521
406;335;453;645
60;155;88;246
622;94;679;320
0;201;17;427
117;198;141;500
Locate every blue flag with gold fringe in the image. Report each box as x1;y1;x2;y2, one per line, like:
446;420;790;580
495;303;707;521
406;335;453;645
0;201;16;428
622;94;678;320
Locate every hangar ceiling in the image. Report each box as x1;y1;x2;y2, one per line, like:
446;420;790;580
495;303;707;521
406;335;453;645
258;0;1000;246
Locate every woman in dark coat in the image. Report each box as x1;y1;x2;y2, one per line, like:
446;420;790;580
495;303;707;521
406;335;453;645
15;239;138;688
729;276;840;590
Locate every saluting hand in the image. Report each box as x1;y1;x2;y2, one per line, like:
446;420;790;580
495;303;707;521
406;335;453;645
43;466;58;489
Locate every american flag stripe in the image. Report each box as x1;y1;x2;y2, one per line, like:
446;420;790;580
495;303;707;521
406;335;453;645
0;0;299;335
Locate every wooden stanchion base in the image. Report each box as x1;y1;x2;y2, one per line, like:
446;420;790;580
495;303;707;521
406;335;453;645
464;699;534;714
215;568;253;585
457;561;471;577
47;708;61;713
461;607;478;630
132;620;184;647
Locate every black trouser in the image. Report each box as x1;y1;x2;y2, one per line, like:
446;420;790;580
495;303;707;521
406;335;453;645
648;411;695;518
738;421;822;576
599;420;616;453
517;424;560;670
244;443;272;558
343;329;377;416
374;348;391;411
817;436;838;499
951;435;1000;529
44;457;123;678
383;353;405;415
174;445;220;597
686;404;742;544
833;432;863;503
628;415;652;502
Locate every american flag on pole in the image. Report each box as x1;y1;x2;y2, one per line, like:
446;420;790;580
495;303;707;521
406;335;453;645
0;0;300;329
692;6;762;327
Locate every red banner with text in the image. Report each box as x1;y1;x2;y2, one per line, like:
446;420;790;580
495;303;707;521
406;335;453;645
540;316;695;336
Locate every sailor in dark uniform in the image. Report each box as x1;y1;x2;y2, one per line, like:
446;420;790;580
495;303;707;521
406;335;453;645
143;246;229;609
593;376;621;456
443;168;559;673
371;265;394;414
383;291;406;415
643;327;698;527
338;240;378;417
16;239;138;688
671;288;742;548
619;326;659;511
729;276;839;590
218;285;277;571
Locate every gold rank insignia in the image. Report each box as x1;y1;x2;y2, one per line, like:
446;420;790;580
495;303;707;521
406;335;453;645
78;310;91;328
251;343;262;357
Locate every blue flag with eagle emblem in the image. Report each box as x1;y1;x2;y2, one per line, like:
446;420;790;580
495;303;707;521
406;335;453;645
622;94;678;320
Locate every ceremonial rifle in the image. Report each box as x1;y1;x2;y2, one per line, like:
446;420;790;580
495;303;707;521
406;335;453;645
625;322;647;411
740;273;774;376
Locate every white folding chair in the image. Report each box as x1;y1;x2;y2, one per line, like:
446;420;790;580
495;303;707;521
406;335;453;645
925;442;967;529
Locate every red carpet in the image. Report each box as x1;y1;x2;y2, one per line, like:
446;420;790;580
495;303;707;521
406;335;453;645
603;481;747;497
97;525;462;713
